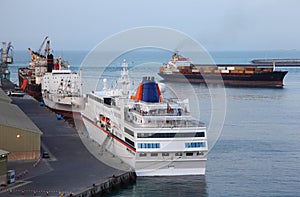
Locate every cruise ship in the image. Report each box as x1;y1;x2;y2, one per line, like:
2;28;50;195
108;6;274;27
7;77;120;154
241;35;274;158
81;60;208;176
41;60;84;117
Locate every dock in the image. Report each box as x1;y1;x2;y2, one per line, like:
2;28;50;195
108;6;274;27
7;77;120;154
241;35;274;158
0;79;136;197
251;58;300;67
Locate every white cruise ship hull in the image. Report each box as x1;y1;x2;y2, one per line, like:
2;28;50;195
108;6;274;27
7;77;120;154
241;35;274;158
135;160;206;176
82;114;207;176
82;115;136;168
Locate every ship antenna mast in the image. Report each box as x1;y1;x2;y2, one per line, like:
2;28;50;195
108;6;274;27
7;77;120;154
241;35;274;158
120;59;130;96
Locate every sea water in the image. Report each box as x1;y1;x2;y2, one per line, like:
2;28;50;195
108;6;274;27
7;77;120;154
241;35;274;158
9;49;300;196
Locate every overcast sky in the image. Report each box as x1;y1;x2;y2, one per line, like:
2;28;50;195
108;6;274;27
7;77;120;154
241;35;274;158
1;0;299;51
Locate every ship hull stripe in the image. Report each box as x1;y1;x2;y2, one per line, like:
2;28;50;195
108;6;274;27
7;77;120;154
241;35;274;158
81;114;136;152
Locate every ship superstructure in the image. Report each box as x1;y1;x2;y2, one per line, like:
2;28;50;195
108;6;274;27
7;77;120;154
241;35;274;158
81;60;208;176
41;60;84;117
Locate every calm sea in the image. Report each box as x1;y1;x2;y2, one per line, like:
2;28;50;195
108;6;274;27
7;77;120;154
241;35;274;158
9;49;300;196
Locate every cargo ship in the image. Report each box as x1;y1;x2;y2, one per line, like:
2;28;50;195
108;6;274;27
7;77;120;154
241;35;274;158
41;63;85;118
82;60;208;176
18;37;69;99
158;54;288;87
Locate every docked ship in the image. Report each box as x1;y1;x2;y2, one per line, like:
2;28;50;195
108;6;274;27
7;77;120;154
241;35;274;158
18;36;68;99
158;53;288;87
41;59;84;117
81;60;208;176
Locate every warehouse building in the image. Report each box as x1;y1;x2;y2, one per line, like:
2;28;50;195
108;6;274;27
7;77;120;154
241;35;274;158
0;88;42;161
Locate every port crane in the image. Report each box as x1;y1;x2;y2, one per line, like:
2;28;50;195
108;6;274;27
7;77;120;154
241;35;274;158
1;42;13;64
0;42;14;79
37;36;49;55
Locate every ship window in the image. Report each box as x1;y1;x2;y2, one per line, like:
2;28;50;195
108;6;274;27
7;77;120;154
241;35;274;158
104;97;112;105
139;153;147;157
196;132;205;137
185;142;206;148
140;153;147;157
125;137;135;147
89;94;102;103
162;153;169;157
151;153;158;157
124;127;134;137
138;143;160;149
175;152;183;156
186;152;193;156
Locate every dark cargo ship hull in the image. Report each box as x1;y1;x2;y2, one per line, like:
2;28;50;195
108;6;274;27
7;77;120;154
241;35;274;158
18;69;42;99
158;71;288;87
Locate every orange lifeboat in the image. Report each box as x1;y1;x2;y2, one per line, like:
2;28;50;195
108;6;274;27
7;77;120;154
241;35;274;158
21;79;28;91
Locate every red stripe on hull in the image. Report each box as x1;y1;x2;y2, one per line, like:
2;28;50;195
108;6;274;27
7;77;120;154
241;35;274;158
82;115;136;152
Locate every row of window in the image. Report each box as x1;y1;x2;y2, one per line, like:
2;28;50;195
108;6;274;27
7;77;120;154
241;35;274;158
88;94;116;107
137;142;206;149
88;94;103;104
138;143;160;149
185;142;206;148
139;152;204;157
137;132;205;138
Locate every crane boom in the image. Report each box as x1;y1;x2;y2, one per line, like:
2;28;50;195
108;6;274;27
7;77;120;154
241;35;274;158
44;40;51;56
37;36;49;55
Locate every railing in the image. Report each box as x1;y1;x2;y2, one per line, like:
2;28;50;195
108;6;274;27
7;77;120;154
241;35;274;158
125;117;205;128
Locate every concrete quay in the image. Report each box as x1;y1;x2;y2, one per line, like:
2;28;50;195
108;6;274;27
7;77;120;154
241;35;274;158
0;79;136;197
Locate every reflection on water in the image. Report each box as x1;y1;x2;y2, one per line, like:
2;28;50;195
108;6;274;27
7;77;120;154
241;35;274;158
103;176;207;197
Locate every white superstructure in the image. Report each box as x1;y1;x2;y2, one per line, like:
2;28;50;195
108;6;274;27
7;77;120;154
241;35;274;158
82;60;208;176
41;65;84;115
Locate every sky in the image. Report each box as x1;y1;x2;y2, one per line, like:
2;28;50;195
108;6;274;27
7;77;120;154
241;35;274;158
1;0;300;51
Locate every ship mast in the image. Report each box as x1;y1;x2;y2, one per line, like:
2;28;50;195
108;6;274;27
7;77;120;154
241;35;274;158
120;59;130;96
